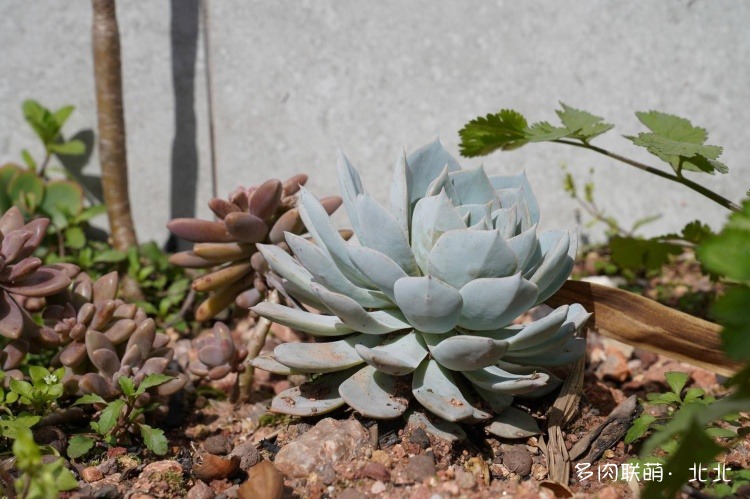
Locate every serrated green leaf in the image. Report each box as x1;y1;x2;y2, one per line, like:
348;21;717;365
665;371;689;395
139;424;168;455
631;111;727;174
625;414;657;443
636;111;707;144
683;387;705;404
74;393;106;406
118;377;136;397
49;139;86;156
556;103;614;141
526;121;569;142
610;236;682;272
96;399;125;435
698;202;750;281
631;133;721;160
67;434;95;459
135;374;173;396
459;109;530;156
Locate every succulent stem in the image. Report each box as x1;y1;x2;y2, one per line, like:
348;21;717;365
235;289;279;403
553;139;741;212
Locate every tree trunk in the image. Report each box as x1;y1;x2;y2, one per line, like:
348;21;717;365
91;0;138;250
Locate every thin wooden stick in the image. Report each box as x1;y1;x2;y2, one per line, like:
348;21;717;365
236;290;279;403
547;281;742;377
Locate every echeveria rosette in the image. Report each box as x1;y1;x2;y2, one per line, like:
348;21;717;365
250;140;590;438
0;207;76;371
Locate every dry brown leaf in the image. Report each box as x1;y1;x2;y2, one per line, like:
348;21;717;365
192;453;240;481
238;460;284;499
547;281;741;376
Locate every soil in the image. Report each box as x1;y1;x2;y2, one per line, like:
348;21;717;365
59;250;749;499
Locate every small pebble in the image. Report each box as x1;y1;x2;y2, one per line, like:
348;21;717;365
455;468;476;490
408;454;437;482
370;481;386;494
320;463;336;485
408;427;431;449
229;442;261;471
360;462;390;482
370;449;393;468
204;434;232;455
187;479;215;499
81;466;104;483
502;446;533;477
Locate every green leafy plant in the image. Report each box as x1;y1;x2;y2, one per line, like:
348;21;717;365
68;373;174;458
1;367;66;417
460;104;739;274
624;201;750;497
5;427;78;499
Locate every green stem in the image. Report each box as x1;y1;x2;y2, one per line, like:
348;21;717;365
552;139;741;212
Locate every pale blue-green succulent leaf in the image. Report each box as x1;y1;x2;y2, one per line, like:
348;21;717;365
252;302;353;337
355;331;428;375
285;233;390;308
534;227;579;305
393;276;463;334
496;187;532;232
491;204;518;239
458;274;538;330
355;194;420;276
457;203;492;228
412;359;474;422
389;148;411;239
339;365;408;419
347;245;406;302
463;365;550;395
312;284;410;334
504;305;569;349
273;333;380;373
473;386;514;412
490;172;540;227
508;224;539;270
449;166;500;210
468;216;491;231
527;230;570;291
425;165;460;204
271;367;358;416
406;138;462;206
505;337;586;366
428;229;518;288
410;191;466;273
427;334;510;371
337;149;365;236
298;187;374;289
257;244;317;300
249;352;303;375
510;305;589;356
405;409;467;442
486;407;542;439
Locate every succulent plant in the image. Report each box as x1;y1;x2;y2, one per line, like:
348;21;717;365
37;271;188;399
167;175;344;321
0;207;75;371
250;140;590;438
189;322;248;380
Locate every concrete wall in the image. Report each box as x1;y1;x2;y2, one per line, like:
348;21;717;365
1;0;748;245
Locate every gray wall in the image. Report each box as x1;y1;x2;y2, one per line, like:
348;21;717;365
1;1;748;245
